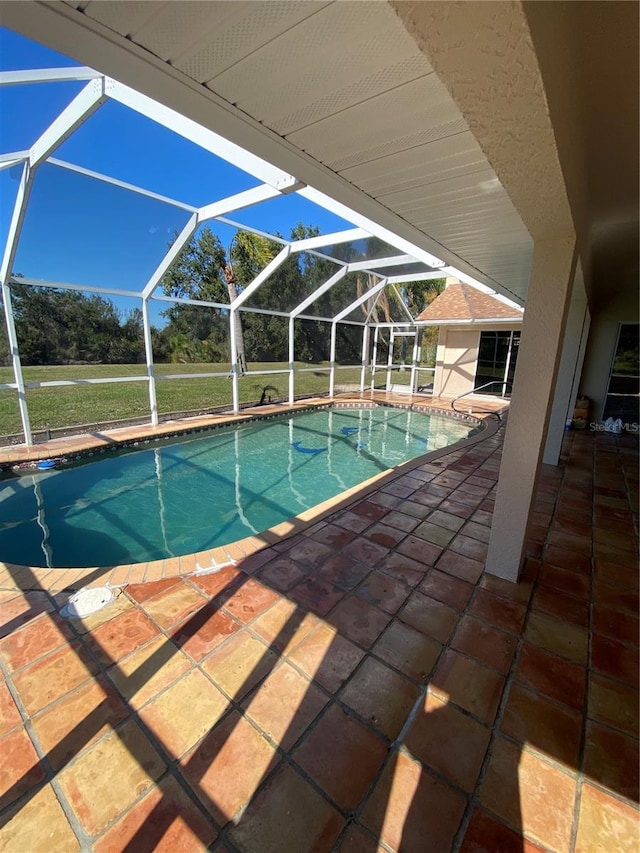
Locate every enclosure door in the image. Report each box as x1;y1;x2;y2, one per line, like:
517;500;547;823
385;329;417;393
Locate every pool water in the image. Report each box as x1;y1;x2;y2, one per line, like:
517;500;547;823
1;406;475;568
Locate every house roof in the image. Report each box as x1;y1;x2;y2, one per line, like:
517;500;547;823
416;283;524;323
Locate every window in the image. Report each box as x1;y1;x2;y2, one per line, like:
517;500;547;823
603;323;639;423
474;330;520;397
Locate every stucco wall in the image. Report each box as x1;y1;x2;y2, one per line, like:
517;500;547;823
434;328;479;397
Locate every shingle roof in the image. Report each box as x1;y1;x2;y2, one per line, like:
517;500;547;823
416;283;523;323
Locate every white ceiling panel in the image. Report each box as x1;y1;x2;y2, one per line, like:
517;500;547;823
54;0;534;300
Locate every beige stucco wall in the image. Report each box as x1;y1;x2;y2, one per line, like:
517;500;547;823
434;328;479;397
433;324;523;398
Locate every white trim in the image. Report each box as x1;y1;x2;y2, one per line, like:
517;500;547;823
30;79;106;166
386;271;448;285
230;245;291;309
290;267;347;318
289;227;370;253
10;276;142;300
347;254;414;272
48;157;197;212
141;298;158;426
142;214;198;299
151;294;228;310
106;78;299;189
0;67;102;86
333;277;389;322
299;187;444;269
198;184;285;224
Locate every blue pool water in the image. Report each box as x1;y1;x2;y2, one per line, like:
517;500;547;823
0;406;475;568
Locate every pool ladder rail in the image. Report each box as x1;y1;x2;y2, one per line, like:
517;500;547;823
451;381;513;420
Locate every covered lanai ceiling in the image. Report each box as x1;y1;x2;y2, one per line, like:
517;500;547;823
1;0;534;306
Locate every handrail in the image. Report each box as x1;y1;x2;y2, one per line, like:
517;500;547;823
451;380;513;420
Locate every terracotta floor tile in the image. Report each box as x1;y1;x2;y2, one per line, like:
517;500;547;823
383;510;422;533
514;643;585;710
259;556;309;592
0;592;55;640
342;537;389;567
244;661;328;750
412;521;457;548
83;607;160;666
201;630;277;701
333;510;372;534
397;499;432;519
229;763;344;853
593;605;640;647
460;520;492;543
575;782;639;853
93;774;217;853
218;578;280;624
190;565;243;597
0;680;22;737
365;522;407;549
330;595;392;650
287;537;334;568
594;581;639;616
170;606;242;661
437;498;475;519
0;784;80;853
480;735;576;853
373;619;442;683
449;533;489;562
397;535;443;567
310;522;357;549
460;807;546;853
544;545;591;575
287;623;364;693
341;656;420;740
469;589;526;634
399;591;458;643
427;510;466;533
588;673;639;737
337;824;386;852
362;751;466;853
317;554;370;590
12;642;98;716
436;550;484;584
500;683;583;769
0;612;73;673
142;582;207;630
294;703;387;810
356;571;411;615
251;598;318;654
404;691;490;792
0;726;46;810
451;615;517;675
432;650;505;724
592;634;639;685
352;499;390;521
107;636;192;710
531;585;589;627
289;575;346;617
140;669;229;759
378;553;428;588
583;720;639;803
181;710;279;826
540;564;591;601
126;576;181;604
31;675;129;771
58;719;166;836
524;612;588;665
420;568;474;611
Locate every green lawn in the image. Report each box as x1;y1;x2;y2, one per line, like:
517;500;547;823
0;362;371;436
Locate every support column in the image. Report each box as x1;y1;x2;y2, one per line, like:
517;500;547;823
229;308;240;413
543;264;590;465
486;236;577;581
329;322;337;397
141;298;158;427
288;316;295;404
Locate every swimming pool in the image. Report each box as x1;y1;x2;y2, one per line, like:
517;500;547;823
1;405;477;568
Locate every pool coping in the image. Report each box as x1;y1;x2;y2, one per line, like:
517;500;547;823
0;394;505;594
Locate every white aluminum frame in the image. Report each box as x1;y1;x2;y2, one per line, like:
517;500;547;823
1;64;507;439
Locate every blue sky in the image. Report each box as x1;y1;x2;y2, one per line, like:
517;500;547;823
0;27;351;326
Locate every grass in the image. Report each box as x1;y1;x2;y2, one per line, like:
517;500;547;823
0;362;371;436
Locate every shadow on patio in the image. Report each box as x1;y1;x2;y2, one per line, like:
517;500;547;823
0;424;637;852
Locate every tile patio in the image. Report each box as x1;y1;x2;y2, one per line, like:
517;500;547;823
0;421;637;852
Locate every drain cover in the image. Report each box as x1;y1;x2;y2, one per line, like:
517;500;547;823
60;586;114;618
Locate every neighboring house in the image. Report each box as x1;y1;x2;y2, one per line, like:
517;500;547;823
416;281;523;400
